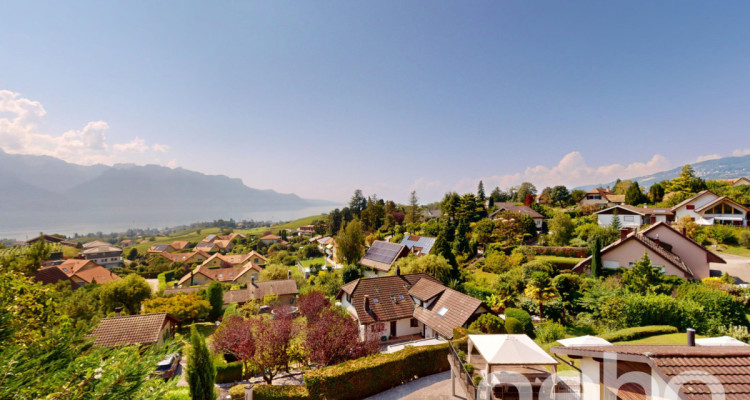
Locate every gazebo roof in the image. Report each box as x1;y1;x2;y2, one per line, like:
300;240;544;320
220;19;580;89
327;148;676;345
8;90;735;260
468;334;558;366
696;336;750;347
557;335;613;347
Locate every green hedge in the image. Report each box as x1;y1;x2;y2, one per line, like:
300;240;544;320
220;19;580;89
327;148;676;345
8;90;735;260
599;325;678;342
215;361;243;384
305;339;460;400
254;385;310;400
505;308;533;337
463;284;493;301
157;270;175;290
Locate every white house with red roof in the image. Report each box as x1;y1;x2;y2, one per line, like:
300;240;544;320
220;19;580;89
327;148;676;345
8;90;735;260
671;190;749;227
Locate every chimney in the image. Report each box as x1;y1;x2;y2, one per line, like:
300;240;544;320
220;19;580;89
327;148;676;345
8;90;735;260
287;270;292;280
681;226;687;236
687;328;696;346
395;265;401;276
114;307;122;317
364;295;370;312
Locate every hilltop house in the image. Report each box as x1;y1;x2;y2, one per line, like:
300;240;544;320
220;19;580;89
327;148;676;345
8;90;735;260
573;221;725;280
337;271;490;341
260;234;287;246
176;261;263;287
200;252;267;268
297;225;316;236
42;259;119;287
89;313;178;347
490;202;545;231
24;234;77;247
578;188;625;208
400;235;436;256
671;190;749;227
359;240;410;277
595;205;675;228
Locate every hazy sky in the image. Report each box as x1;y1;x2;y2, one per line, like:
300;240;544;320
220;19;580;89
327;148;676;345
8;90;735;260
2;1;750;203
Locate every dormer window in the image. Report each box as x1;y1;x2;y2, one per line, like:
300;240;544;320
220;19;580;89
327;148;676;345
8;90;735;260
437;307;449;317
372;297;379;304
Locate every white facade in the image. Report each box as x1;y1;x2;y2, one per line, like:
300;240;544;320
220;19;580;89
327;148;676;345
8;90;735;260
597;213;643;228
672;192;719;224
577;355;683;400
673;192;748;226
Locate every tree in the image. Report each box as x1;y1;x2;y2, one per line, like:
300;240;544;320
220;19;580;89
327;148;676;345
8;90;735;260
649;182;665;203
477;181;486;203
297;291;330;322
673;215;699;239
253;312;299;383
609;209;622;231
490;187;507;202
453;219;471;255
549;185;570;207
433;223;458;271
326;208;343;236
187;325;216;400
523;272;558;319
126;247;139;261
472;218;495;247
515;182;537;203
341;264;361;283
211;315;256;378
143;293;210;325
406;191;420;225
590;236;603;278
306;307;379;366
548;212;574;246
336;220;365;265
393;254;452;284
666;164;706;194
207;281;224;321
349;190;367;217
625;181;647;205
621;252;661;295
570;189;587;204
100;274;152;315
440;192;461;221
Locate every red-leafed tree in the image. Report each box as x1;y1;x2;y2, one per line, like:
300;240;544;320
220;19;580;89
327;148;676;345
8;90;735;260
306;307;379;366
211;315;256;378
298;290;330;322
253;311;299;384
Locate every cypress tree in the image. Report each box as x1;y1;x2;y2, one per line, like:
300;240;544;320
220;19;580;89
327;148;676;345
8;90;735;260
590;236;603;278
207;281;224;321
187;325;216;400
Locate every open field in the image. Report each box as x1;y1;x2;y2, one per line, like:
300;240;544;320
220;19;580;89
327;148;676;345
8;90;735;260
717;244;750;258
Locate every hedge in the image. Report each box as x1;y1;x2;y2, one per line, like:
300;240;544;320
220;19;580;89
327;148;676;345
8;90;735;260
304;339;462;400
157;270;175;290
528;246;588;258
215;361;243;384
505;308;533;337
599;325;678;343
254;385;310;400
463;283;493;301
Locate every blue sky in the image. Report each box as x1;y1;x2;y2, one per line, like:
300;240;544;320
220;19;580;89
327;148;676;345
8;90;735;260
2;1;750;203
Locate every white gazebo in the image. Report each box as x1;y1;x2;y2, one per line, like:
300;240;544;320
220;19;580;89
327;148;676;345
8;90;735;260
557;335;613;347
467;334;558;375
696;336;750;347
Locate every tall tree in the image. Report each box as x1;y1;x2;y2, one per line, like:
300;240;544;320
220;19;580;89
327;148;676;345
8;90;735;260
590;236;603;278
666;164;706;194
99;274;152;315
515;182;537;203
625;181;647;205
523;271;559;320
649;182;666;203
335;220;365;265
549;185;571;207
548;212;574;246
453;219;471;255
348;190;367;217
327;208;343;236
211;316;256;379
432;223;458;279
406;191;420;225
440;192;460;221
207;281;224;321
609;209;622;231
187;325;217;400
490;186;506;202
477;181;486;203
253;311;298;383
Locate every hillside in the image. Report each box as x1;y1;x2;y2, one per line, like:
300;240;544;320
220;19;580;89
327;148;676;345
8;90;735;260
578;154;750;190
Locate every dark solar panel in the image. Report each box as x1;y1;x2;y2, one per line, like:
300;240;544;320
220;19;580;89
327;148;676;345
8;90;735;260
364;242;403;264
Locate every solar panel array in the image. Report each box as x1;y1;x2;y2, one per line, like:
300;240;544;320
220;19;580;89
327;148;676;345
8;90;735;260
364;241;405;264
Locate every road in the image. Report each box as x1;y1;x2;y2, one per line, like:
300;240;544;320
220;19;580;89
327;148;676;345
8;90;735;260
365;371;468;400
710;252;750;284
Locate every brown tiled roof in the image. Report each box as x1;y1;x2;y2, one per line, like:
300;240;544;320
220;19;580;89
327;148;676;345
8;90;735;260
490;203;544;219
171;241;190;250
58;259;97;276
74;266;120;284
605;194;626;203
335;273;440;325
411;286;484;339
551;345;750;400
214;239;233;249
161;249;211;263
89;313;178;347
408;279;447;301
34;266;76;289
195;242;217;251
223;279;299;305
260;234;281;240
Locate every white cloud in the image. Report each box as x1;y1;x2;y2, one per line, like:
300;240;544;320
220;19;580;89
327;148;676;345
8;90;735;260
732;148;750;157
696;154;721;162
0;89;169;165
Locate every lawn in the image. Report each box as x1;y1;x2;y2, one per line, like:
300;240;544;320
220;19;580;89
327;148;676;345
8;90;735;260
163;387;190;400
614;332;703;345
300;257;326;268
717;244;750;258
535;255;584;266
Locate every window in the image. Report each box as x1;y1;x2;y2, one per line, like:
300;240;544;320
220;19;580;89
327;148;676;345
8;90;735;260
372;297;379;304
686;205;695;210
437;307;449;317
399;294;405;300
624;216;634;222
410;318;419;327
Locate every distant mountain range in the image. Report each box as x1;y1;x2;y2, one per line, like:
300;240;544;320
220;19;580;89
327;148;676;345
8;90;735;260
577;154;750;191
0;150;336;237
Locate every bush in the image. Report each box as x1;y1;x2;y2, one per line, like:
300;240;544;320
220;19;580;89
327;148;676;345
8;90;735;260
215;361;243;384
535;322;567;344
505;317;524;334
254;385;310;400
707;225;737;245
228;385;245;400
718;325;750;343
469;314;506;334
740;230;750;249
463;284;493;302
463;363;474;374
504;308;533;337
473;375;483;386
676;283;749;334
304;339;459;400
599;325;678;342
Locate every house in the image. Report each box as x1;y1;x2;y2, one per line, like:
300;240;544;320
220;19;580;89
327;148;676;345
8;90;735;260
82;243;123;268
159;249;211;265
89;313;178;347
223;275;298;306
213;239;234;252
170;241;191;251
148;243;175;254
672;190;749;227
317;237;339;263
717;177;750;187
217;232;245;242
551;343;750;400
57;259;99;276
578;188;626;208
595;205;675;228
359;240;410;277
336;271;490;341
176;263;262;287
400;235;436;256
120;239;134;247
297;225;316;236
202;234;217;243
83;240;112;249
200;252;266;268
25;234;76;247
421;209;442;221
34;266;76;289
573;221;725;280
194;241;218;253
260;234;286;246
71;266;120;286
490;202;545;231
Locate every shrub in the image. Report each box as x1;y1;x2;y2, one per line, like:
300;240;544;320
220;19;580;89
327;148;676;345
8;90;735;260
228;385;245;400
505;317;524;334
707;225;737;245
215;361;243;384
473;375;483;387
254;385;310;400
469;314;506;334
304;339;458;400
740;230;750;249
504;308;533;336
463;284;493;302
599;326;677;342
718;325;750;343
676;283;749;334
535;322;566;344
457;350;467;362
463;363;475;374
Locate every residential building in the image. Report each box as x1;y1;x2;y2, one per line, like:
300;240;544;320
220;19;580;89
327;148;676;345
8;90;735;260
170;240;191;250
89;313;178;347
176;263;262;287
336;271;490;341
159;249;211;265
400;235;436;256
595;205;674;228
223;275;298;306
551;344;750;400
57;259;99;276
120;239;134;247
200;252;266;268
148;243;175;254
82;243;123;268
421;209;442;220
359;240;410;277
297;225;316;236
25;234;76;247
34;266;76;289
260;234;287;246
71;267;120;286
213;239;234;252
717;177;750;187
672;190;749;227
573;222;725;280
194;241;218;253
490;202;545;231
578;188;625;208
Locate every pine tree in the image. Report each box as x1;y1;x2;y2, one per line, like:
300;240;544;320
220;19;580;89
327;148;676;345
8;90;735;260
477;180;486;203
590;236;603;278
625;181;646;205
207;282;224;321
187;325;216;400
610;209;622;231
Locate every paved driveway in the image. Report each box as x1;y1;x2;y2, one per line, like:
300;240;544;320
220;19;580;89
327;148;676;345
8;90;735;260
146;278;159;294
710;252;750;284
365;371;469;400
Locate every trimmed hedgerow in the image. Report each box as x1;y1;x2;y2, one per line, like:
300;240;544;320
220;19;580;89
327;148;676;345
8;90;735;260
599;325;678;343
504;308;533;337
304;339;462;400
254;385;310;400
215;361;243;384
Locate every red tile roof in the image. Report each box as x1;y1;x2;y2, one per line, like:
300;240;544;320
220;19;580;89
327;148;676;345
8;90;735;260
73;266;120;284
410;285;484;338
223;279;298;304
57;259;97;276
89;313;178;347
34;266;76;289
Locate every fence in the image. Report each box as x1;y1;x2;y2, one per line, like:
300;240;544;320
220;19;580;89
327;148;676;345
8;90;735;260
448;340;477;400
